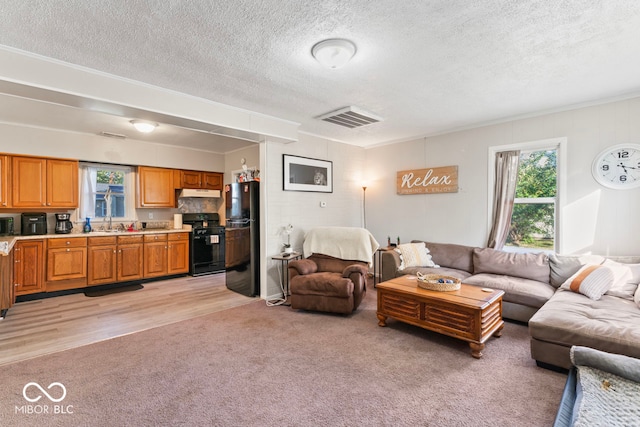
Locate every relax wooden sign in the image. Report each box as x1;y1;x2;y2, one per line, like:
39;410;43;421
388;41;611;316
396;165;458;194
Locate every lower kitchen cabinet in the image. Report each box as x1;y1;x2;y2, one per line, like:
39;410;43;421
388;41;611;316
12;231;189;298
87;236;118;285
167;232;189;275
1;251;15;318
46;237;88;291
14;240;45;295
143;233;168;278
117;235;144;282
88;235;144;285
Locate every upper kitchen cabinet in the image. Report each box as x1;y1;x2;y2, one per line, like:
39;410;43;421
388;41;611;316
0;155;10;208
47;159;79;208
137;166;175;208
11;156;78;209
202;172;223;190
178;170;223;190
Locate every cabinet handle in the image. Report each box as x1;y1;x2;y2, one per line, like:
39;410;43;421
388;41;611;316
66;241;70;245
66;249;70;252
114;250;117;253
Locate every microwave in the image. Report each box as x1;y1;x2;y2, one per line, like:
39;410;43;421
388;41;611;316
0;217;14;236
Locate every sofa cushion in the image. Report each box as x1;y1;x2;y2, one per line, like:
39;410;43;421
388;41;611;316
290;272;354;298
402;266;472;282
412;241;475;273
464;273;555;308
548;254;606;288
473;248;550;283
395;242;438;270
559;264;615;300
602;259;640;300
529;290;640;360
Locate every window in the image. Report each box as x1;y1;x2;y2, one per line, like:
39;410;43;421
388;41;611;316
488;138;565;253
505;149;557;251
80;163;134;222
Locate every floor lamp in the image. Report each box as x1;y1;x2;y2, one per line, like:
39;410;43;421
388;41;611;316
362;185;367;229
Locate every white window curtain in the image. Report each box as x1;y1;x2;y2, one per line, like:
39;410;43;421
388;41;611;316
80;165;97;220
487;150;520;249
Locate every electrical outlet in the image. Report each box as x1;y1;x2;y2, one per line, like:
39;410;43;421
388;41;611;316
148;213;153;219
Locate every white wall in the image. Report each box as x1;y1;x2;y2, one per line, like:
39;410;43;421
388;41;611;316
365;96;640;256
262;134;366;299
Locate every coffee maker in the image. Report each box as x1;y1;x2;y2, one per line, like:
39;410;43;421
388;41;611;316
55;213;73;234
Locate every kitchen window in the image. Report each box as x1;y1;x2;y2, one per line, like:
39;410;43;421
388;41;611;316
79;163;135;223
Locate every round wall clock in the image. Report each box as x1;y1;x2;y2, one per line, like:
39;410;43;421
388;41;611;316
592;144;640;189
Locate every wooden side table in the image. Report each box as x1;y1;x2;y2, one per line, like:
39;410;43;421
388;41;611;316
272;252;302;296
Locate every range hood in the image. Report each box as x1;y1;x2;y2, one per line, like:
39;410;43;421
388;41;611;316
178;189;221;198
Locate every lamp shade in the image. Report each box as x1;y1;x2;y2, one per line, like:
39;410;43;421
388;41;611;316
312;39;356;69
130;120;158;133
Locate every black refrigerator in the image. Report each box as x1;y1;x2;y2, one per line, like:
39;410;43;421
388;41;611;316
225;181;260;296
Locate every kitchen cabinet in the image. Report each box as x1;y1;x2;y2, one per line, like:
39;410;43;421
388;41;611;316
87;236;118;285
11;156;78;209
117;235;144;282
46;159;79;208
46;237;88;291
88;235;144;285
167;232;189;275
137;166;175;208
0;251;14;319
179;170;223;190
0;155;10;208
14;240;45;295
143;233;168;278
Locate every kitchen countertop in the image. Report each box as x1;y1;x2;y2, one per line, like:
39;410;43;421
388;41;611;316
0;228;190;256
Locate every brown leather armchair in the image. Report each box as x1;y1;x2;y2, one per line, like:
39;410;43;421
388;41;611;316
288;253;369;314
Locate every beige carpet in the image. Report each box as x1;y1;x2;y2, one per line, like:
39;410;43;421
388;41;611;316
0;285;566;426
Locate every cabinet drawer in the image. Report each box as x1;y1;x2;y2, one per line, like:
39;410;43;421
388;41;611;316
144;233;167;242
48;237;87;248
118;235;144;244
88;236;117;246
168;232;189;241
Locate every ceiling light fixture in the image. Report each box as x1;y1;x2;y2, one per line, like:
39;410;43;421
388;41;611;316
312;39;357;69
130;120;158;133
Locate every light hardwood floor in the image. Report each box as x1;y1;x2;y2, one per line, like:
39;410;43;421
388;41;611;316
0;274;256;366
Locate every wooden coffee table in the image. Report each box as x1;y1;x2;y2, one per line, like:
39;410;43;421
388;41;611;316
376;275;504;358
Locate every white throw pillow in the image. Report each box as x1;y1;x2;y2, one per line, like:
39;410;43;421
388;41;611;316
560;264;615;300
395;243;438;271
602;259;640;300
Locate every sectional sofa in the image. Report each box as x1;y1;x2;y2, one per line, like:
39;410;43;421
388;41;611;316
380;241;640;369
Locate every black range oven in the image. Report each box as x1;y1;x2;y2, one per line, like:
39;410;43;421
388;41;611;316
182;213;225;276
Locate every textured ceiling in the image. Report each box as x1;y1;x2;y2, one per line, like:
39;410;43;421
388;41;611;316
1;0;640;150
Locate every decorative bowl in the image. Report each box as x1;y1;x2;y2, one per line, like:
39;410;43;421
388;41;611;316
416;272;461;291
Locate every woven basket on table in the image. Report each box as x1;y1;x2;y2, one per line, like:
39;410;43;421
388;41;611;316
416;272;461;291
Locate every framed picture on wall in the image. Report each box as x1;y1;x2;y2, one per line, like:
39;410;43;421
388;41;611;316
283;154;333;193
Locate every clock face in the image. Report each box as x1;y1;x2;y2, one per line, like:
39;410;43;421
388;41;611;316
592;144;640;189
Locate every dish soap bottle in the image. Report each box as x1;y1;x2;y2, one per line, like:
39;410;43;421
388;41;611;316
83;217;92;233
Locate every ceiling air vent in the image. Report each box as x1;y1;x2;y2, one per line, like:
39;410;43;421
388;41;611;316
317;106;382;129
99;131;127;139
